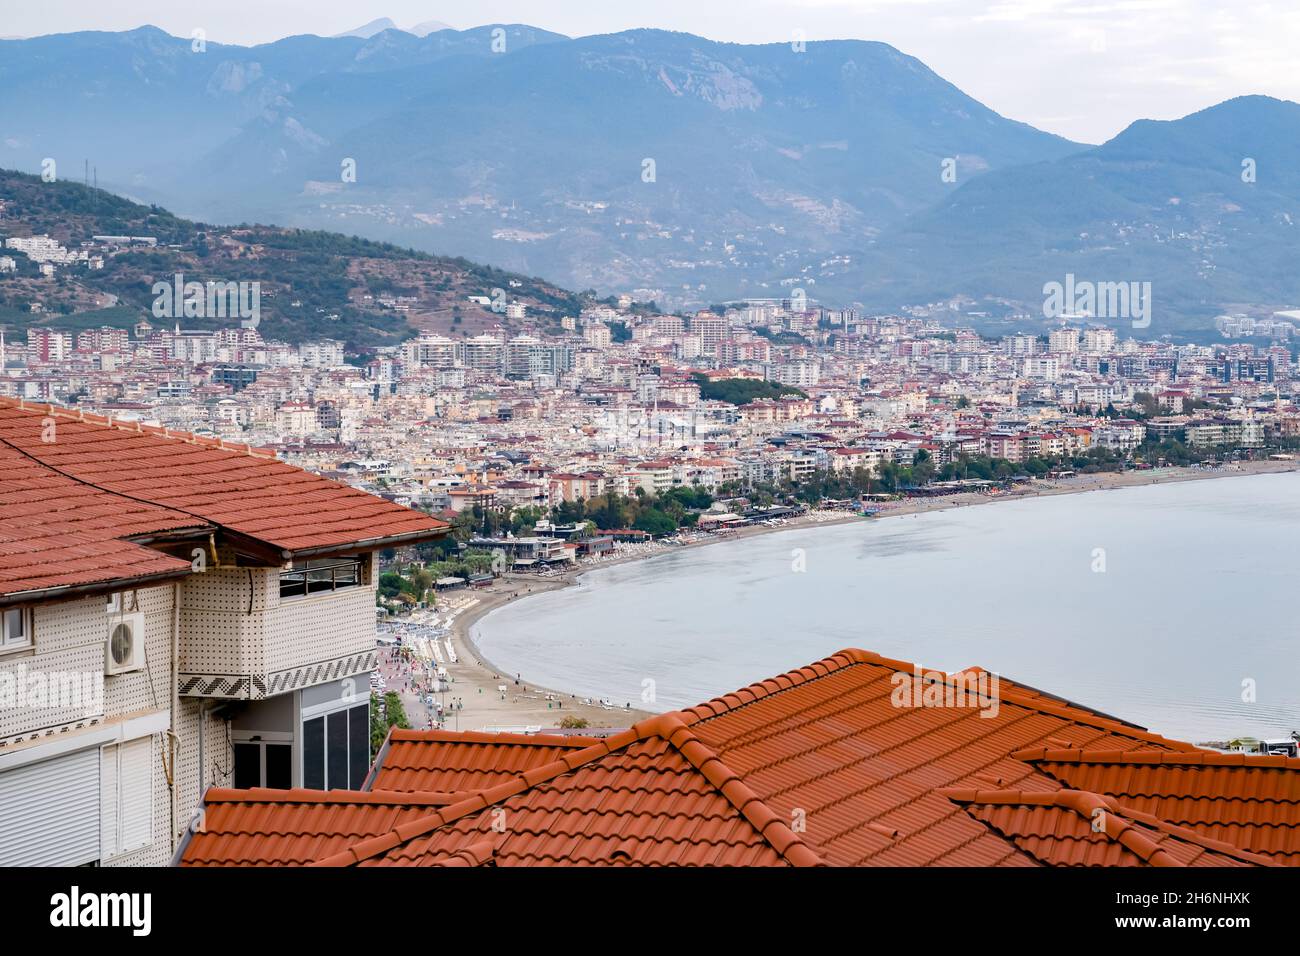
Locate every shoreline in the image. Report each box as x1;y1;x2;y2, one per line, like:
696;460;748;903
443;458;1299;729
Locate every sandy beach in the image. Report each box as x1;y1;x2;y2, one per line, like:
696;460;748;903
399;458;1299;731
380;583;655;735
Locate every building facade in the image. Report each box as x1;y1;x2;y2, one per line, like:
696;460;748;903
0;398;446;866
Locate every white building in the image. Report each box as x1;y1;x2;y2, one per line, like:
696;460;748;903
0;398;446;866
299;339;346;368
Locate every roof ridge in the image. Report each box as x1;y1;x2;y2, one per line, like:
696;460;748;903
679;650;863;724
682;649;1201;751
308;711;824;867
203;787;467;806
653;712;824;866
387;728;601;748
1014;746;1300;769
940;787;1276;867
0;398;275;458
308;725;648;866
940;787;1182;866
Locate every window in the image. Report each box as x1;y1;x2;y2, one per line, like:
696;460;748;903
279;558;363;599
302;718;325;789
1;608;29;651
233;740;293;789
301;703;370;790
100;737;153;859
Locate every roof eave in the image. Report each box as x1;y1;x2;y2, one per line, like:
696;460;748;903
280;525;451;562
0;566;193;608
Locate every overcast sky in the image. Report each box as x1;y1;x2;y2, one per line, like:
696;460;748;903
8;1;1299;144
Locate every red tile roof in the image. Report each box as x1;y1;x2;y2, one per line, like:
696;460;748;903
177;650;1292;868
1014;748;1300;865
185;717;815;867
673;650;1197;867
942;788;1271;867
1;416;204;599
352;726;810;868
366;730;600;793
0;399;448;599
182;789;467;867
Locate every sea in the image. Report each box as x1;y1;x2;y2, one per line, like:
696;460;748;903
473;471;1300;743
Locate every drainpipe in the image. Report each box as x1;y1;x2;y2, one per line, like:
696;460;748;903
170;581;179;850
196;700;215;815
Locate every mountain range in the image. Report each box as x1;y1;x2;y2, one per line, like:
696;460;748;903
332;18;455;39
1;24;1297;338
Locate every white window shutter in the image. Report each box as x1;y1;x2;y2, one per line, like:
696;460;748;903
100;743;120;857
119;736;154;853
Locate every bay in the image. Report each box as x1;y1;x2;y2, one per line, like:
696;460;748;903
473;471;1300;743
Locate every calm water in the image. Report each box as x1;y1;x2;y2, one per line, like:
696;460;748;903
473;472;1300;742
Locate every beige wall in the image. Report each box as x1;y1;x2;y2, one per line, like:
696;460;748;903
1;585;183;865
177;560;376;685
1;552;379;866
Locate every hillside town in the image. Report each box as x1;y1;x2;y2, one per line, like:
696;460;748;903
3;294;1298;530
5;2;1300;905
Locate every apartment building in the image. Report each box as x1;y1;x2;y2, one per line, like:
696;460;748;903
829;447;884;476
1184;418;1264;449
465;535;572;569
1048;327;1080;353
0;398;446;866
26;328;73;364
688;312;727;356
549;471;607;502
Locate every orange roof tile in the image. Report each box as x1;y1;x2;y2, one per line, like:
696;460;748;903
0;424;204;599
366;730;601;793
181;649;1236;868
0;399;448;598
941;788;1272;867
1014;748;1300;865
430;840;497;867
678;650;1198;866
182;788;466;867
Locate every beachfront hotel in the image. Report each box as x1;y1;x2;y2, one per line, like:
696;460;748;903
0;398;447;866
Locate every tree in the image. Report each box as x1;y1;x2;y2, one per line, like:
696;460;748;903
633;508;677;537
408;565;434;602
587;492;631;530
370;690;411;754
911;449;936;484
552;499;586;524
377;571;407;600
449;510;479;542
690;373;807;405
509;505;547;535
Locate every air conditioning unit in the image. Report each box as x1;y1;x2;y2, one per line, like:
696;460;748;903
105;613;146;675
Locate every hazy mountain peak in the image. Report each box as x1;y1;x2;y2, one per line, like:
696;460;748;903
334;18;404;39
408;20;453;37
0;25;1290;332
